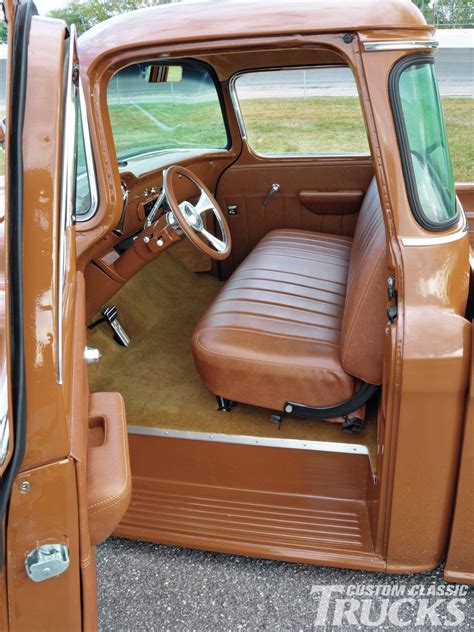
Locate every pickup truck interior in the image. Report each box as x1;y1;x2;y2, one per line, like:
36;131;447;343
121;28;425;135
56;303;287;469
85;48;385;465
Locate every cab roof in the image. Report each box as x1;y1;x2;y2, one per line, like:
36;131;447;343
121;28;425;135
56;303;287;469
79;0;430;67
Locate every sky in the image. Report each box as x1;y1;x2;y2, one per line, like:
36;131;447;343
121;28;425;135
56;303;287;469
35;0;70;14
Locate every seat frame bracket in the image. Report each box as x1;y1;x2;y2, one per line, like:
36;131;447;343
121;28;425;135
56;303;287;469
284;382;379;422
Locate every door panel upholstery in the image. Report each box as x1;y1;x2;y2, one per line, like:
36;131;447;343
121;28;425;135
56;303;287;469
216;158;374;277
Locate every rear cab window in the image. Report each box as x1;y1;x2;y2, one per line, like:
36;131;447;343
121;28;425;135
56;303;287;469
107;61;229;163
390;55;458;231
231;66;370;157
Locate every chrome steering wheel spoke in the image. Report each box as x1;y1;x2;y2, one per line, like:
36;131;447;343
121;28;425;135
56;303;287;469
177;194;227;254
201;228;226;253
193;190;215;216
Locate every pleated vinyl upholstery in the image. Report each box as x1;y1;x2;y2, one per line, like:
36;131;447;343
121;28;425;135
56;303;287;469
192;229;355;410
192;179;386;412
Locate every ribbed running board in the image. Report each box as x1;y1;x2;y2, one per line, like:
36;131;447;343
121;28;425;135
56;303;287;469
116;478;382;569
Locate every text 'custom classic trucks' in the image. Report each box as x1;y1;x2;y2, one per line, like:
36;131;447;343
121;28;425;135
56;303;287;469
0;0;473;628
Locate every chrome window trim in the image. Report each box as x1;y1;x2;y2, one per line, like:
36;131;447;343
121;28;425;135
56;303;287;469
363;40;439;52
127;425;369;456
76;79;99;222
57;27;77;384
229;64;371;159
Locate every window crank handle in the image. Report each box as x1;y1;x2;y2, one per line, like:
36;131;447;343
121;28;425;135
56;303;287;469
263;183;280;207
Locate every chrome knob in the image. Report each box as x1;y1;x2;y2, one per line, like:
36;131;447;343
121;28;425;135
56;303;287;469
84;346;101;365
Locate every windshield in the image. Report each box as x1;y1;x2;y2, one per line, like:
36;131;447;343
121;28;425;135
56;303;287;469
107;61;228;161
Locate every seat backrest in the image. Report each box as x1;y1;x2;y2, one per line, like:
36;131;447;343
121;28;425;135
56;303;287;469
340;178;386;385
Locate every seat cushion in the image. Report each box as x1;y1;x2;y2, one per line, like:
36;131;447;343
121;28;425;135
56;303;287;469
192;229;356;411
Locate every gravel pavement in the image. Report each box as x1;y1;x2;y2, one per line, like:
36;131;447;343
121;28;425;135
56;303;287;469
97;537;473;631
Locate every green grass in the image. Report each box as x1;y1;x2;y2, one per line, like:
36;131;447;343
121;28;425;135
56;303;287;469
443;98;474;183
239;96;370;156
0;95;471;183
109;95;473;182
108;100;228;157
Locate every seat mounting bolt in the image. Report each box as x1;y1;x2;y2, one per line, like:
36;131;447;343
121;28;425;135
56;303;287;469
285;404;293;414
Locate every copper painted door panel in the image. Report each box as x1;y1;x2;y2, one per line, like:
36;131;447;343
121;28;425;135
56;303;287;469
215;157;373;277
444;325;474;585
3;7;91;630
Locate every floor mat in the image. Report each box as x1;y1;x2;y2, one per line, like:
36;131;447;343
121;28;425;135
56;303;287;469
88;252;377;463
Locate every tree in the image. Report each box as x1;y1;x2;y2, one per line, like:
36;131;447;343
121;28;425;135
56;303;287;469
0;21;7;43
49;0;177;35
413;0;473;27
48;0;473;34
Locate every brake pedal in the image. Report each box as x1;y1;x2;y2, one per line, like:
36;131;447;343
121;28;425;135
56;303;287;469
88;305;131;347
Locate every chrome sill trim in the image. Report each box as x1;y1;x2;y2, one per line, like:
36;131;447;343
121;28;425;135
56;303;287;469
127;425;369;455
364;40;439;52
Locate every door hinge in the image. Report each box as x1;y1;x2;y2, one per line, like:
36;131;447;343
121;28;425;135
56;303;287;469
387;274;398;324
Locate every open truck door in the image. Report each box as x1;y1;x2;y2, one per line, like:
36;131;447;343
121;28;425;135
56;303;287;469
0;1;130;628
0;1;88;627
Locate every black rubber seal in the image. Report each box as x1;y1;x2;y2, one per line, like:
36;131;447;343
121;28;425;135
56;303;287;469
389;53;459;233
285;381;379;421
0;0;38;565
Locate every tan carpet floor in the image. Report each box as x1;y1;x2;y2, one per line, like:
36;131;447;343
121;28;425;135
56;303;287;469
88;252;377;462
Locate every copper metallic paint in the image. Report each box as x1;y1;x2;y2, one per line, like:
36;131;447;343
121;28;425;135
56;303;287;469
2;2;472;628
73;0;471;580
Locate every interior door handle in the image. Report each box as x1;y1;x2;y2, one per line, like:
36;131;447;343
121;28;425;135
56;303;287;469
263;183;280;207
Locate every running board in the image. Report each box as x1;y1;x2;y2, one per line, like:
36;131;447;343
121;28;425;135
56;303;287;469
116;433;383;571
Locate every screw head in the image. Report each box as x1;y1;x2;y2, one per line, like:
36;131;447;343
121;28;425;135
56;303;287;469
285;404;293;414
19;481;31;493
343;33;354;44
143;236;150;244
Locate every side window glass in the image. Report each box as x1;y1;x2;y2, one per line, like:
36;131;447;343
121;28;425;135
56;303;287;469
233;66;370;157
391;57;458;230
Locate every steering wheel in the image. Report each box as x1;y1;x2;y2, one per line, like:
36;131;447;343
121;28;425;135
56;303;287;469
163;165;232;260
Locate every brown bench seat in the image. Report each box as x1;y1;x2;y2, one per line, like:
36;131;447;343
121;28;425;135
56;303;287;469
192;178;386;415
